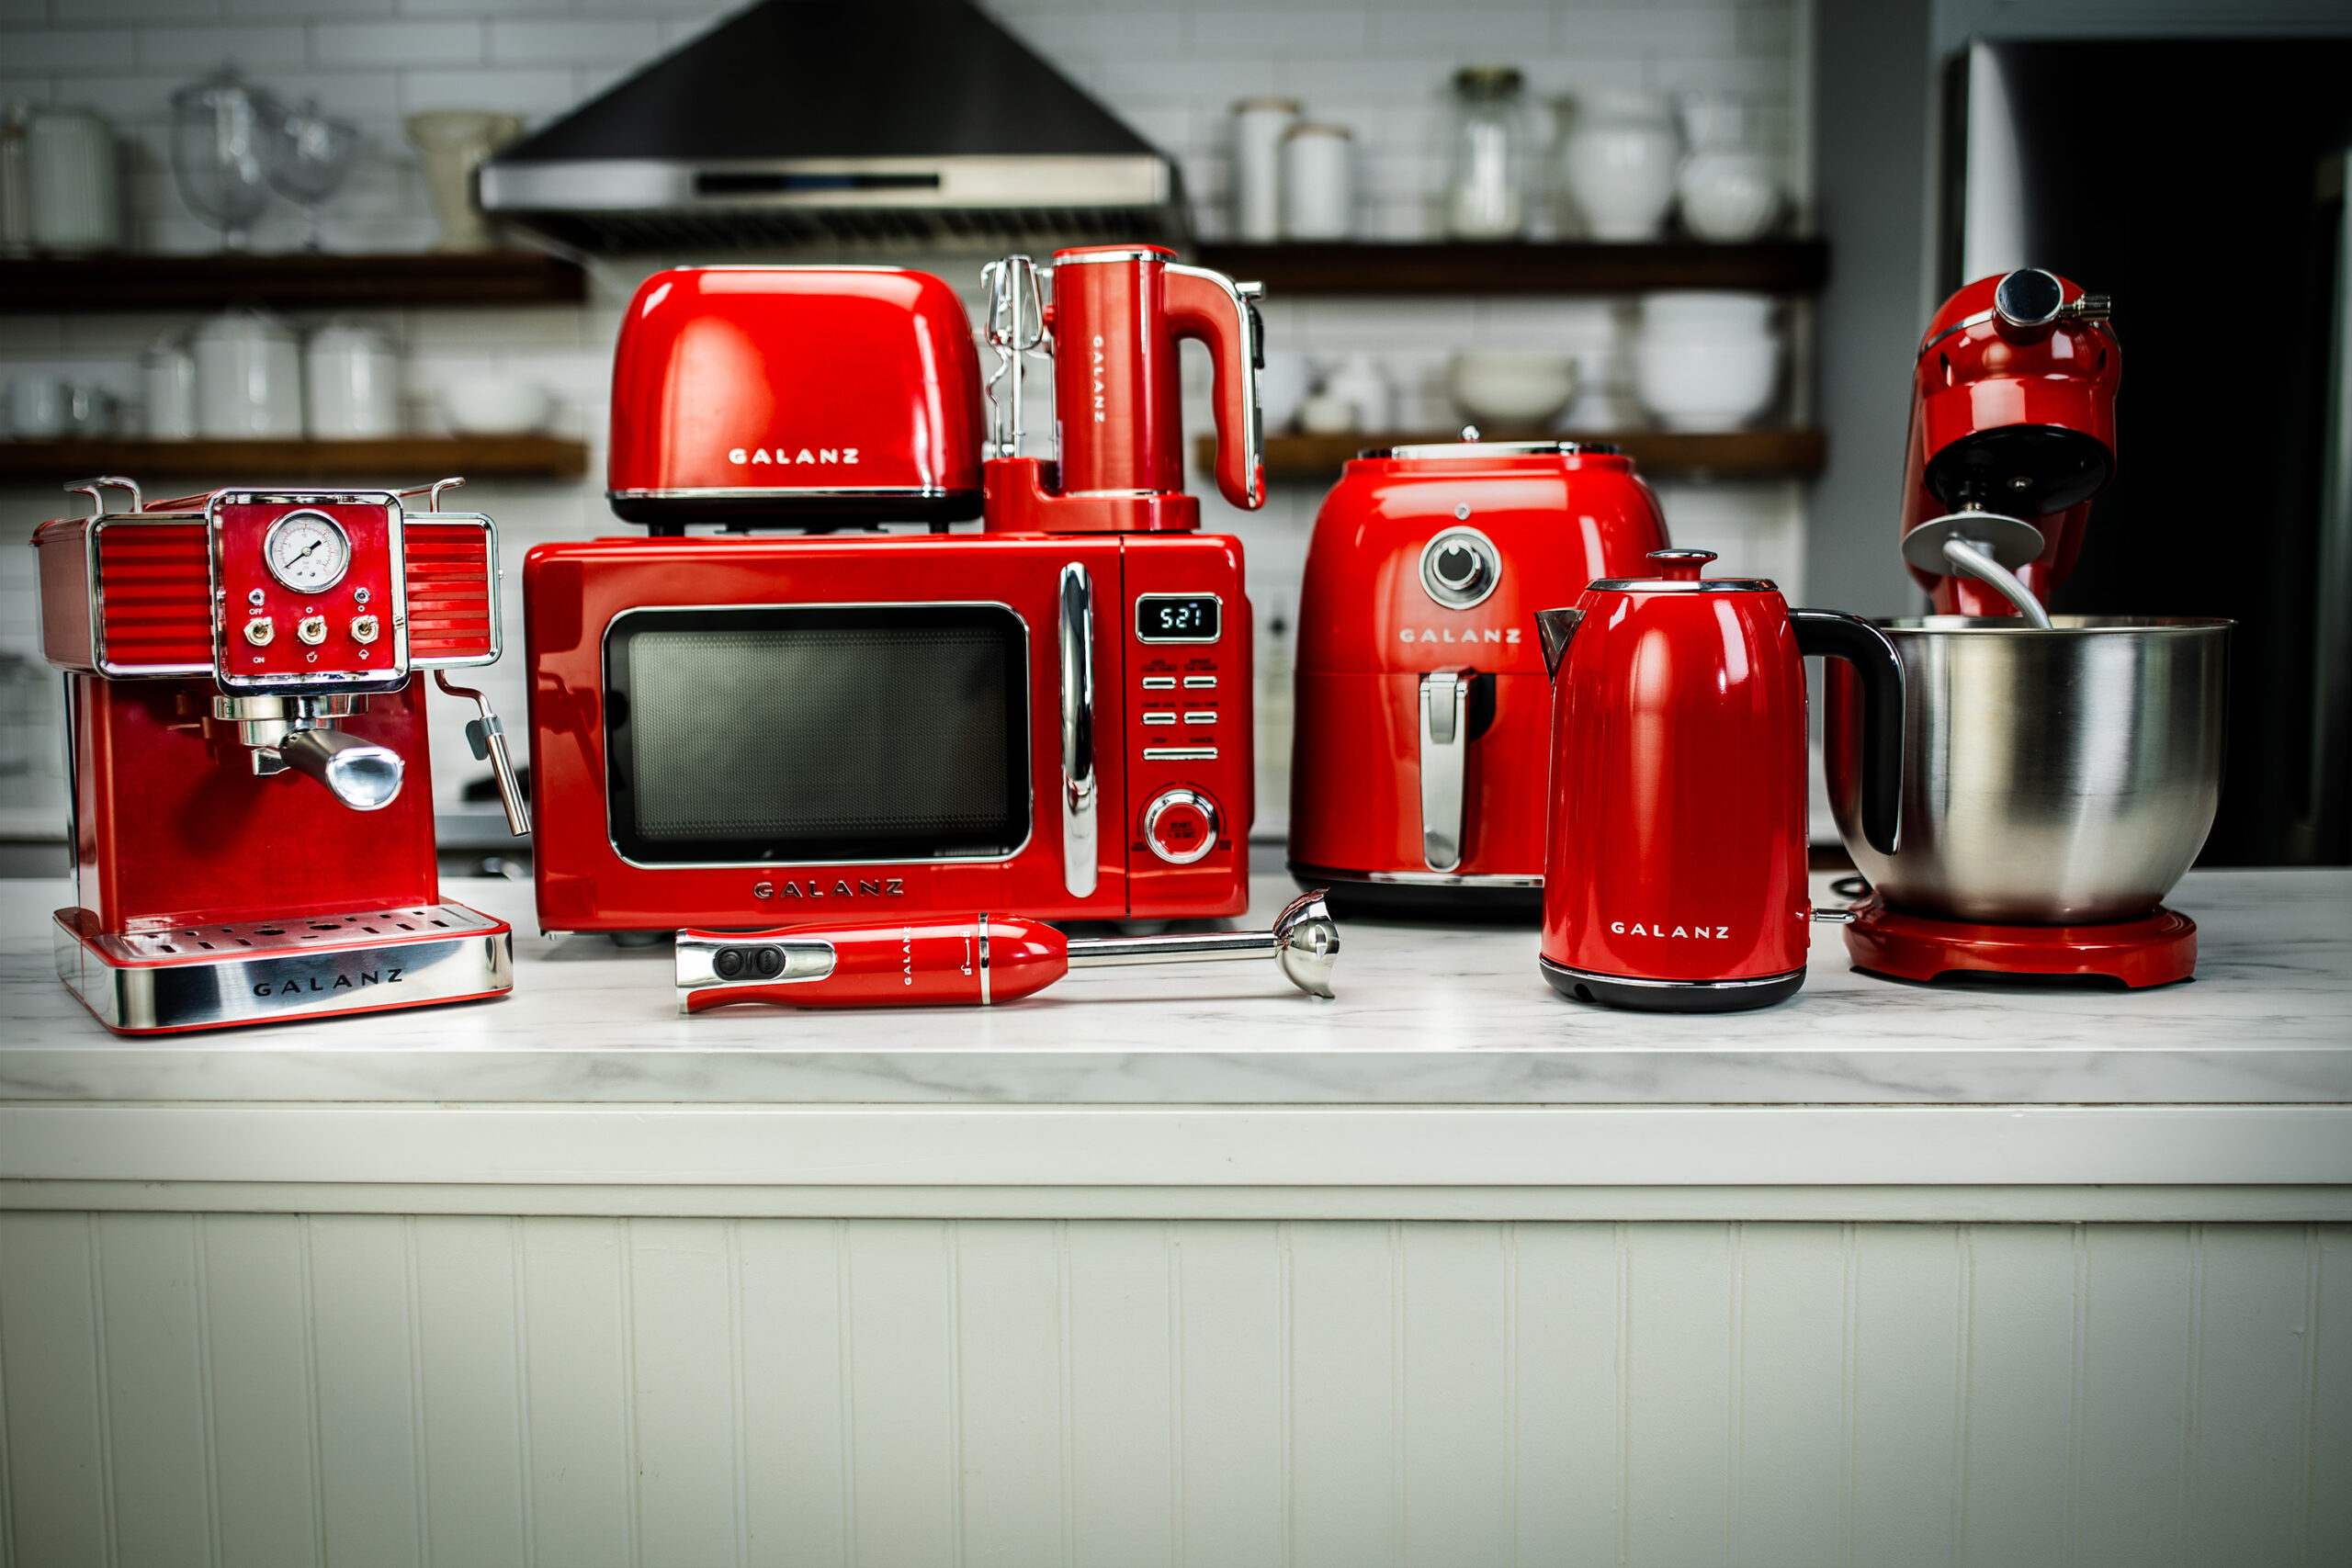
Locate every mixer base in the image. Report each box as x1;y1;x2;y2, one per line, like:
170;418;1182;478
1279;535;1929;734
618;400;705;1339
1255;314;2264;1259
1842;894;2197;987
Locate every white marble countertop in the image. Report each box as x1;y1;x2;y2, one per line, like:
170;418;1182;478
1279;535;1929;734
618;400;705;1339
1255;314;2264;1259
6;869;2349;1212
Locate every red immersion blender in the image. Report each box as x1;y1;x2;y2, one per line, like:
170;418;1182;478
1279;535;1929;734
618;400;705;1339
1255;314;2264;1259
677;892;1337;1011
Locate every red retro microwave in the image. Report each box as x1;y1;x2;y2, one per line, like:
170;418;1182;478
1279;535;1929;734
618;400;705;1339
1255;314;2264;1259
526;533;1253;932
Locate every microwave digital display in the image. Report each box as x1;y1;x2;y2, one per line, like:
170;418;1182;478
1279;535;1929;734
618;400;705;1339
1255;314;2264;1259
1136;593;1221;643
603;604;1029;864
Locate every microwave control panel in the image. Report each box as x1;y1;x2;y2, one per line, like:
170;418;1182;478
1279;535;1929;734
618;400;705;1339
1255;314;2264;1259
1122;536;1252;919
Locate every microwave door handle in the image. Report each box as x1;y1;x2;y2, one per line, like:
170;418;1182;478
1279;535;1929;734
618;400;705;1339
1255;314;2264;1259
1419;668;1470;872
1059;563;1099;897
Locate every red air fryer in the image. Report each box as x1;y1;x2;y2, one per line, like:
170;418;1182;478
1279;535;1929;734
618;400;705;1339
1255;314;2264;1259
981;244;1264;533
1901;267;2118;615
605;266;985;529
1533;549;1905;1010
1288;437;1668;917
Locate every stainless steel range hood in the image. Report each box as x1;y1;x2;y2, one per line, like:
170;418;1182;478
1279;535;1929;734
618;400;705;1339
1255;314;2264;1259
479;0;1186;252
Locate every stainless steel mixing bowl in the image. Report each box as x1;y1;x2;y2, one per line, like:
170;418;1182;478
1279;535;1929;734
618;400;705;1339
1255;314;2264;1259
1824;616;2231;925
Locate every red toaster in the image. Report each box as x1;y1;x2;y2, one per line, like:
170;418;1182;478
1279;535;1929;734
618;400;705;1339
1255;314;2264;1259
605;266;986;529
1288;437;1668;917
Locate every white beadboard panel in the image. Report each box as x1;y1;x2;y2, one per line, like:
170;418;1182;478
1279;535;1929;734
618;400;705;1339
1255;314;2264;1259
1622;1223;1735;1566
517;1216;633;1565
2073;1224;2192;1567
1956;1224;2078;1565
1400;1221;1510;1566
1061;1222;1174;1568
736;1219;851;1568
2182;1225;2317;1565
1729;1222;1846;1565
198;1214;323;1568
92;1213;216;1568
626;1217;742;1568
950;1221;1068;1567
1171;1221;1285;1568
294;1214;424;1568
842;1221;959;1566
0;1213;112;1568
1843;1224;1962;1565
1284;1220;1397;1568
410;1215;531;1565
1505;1222;1622;1567
5;1217;2349;1566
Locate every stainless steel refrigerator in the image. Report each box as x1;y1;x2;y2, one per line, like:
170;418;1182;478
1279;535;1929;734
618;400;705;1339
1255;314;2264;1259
1939;37;2352;864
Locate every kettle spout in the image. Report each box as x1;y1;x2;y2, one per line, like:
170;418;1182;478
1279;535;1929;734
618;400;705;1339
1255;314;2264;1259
1534;608;1583;679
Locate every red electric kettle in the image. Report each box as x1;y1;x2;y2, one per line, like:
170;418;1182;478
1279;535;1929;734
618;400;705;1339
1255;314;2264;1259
1532;549;1905;1011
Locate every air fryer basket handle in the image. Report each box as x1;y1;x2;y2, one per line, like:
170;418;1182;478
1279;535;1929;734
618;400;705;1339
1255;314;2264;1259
1791;610;1904;857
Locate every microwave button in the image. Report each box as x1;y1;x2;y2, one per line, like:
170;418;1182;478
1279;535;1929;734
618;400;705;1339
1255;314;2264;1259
1143;787;1220;865
1182;675;1217;689
1141;675;1177;690
1142;745;1217;761
1183;710;1216;725
1142;710;1179;726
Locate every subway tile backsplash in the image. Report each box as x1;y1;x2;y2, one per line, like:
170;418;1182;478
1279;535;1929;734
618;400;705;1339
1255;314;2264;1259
0;0;1809;828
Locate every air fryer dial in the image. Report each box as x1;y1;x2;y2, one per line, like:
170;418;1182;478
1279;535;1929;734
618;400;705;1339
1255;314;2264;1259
1419;525;1500;611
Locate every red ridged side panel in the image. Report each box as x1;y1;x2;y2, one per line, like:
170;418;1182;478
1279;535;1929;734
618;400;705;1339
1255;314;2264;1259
96;523;213;671
404;521;496;663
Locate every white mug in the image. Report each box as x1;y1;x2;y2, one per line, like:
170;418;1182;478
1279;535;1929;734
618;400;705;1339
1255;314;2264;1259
305;320;402;438
194;307;303;439
7;374;67;439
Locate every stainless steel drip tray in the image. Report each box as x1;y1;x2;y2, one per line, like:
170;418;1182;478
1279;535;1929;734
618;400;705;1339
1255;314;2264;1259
54;903;514;1033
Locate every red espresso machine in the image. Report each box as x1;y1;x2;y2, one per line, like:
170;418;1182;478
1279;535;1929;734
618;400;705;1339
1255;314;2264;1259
1288;437;1668;916
35;475;527;1032
1535;550;1905;1010
1898;266;2117;615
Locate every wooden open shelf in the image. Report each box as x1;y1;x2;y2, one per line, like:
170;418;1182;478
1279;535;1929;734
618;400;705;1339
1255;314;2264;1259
0;436;588;485
0;251;587;313
1193;240;1828;296
1231;428;1826;485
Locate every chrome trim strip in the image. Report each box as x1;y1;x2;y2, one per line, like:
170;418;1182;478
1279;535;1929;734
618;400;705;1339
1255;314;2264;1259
1586;578;1779;593
598;599;1035;871
53;903;512;1033
1058;564;1099;899
1372;439;1612;461
1537;956;1805;993
978;913;991;1006
608;485;962;502
480;155;1174;213
1050;246;1172;266
1290;862;1543;889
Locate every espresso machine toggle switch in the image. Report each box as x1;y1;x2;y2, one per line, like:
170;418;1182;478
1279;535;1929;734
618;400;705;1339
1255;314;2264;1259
350;615;379;644
243;616;275;646
297;615;329;646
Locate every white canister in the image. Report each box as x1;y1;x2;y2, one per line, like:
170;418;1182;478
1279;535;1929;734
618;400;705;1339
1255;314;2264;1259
1281;123;1354;242
144;333;198;441
1561;90;1679;242
7;374;68;440
1321;354;1393;431
26;107;120;254
305;320;402;439
194;307;303;439
1231;97;1299;244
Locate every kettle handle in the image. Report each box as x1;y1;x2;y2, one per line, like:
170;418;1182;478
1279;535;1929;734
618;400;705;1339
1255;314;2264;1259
1791;610;1904;857
1163;264;1265;510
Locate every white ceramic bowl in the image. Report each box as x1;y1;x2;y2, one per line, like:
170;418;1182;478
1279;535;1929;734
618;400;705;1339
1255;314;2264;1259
440;376;550;436
1632;336;1781;432
1678;152;1781;243
1641;290;1776;339
1448;350;1579;427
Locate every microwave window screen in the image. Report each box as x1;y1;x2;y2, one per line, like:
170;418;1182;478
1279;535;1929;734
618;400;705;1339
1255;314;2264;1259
605;605;1029;863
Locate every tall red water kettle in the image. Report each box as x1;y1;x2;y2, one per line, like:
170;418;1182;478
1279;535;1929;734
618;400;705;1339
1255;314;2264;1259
1532;549;1905;1011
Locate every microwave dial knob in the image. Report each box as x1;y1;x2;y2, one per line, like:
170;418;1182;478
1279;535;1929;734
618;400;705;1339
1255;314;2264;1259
1143;787;1219;865
1419;525;1500;611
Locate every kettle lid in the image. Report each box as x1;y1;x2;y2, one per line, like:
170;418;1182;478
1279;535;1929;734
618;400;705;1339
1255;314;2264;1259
1589;547;1777;594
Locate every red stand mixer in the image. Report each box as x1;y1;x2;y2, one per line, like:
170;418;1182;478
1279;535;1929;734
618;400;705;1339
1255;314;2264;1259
1830;268;2229;987
35;476;527;1032
979;244;1264;533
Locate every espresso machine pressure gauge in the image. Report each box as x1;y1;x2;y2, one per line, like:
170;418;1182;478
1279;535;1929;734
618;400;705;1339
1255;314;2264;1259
264;509;352;591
